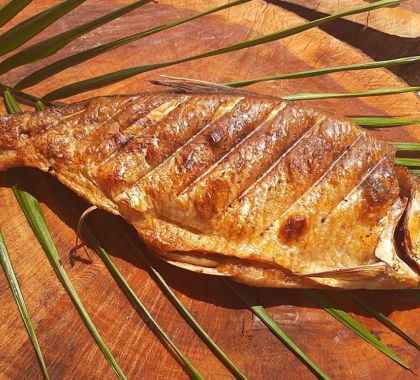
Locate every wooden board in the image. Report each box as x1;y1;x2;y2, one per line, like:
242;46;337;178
279;0;420;38
0;1;419;379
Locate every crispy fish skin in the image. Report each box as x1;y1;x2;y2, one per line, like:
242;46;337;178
0;89;418;289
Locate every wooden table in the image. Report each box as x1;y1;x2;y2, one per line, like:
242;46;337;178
0;1;419;379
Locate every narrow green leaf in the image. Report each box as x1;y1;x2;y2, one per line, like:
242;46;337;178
42;0;402;100
305;290;410;369
16;0;251;89
0;0;86;57
395;158;420;167
0;0;152;74
3;89;22;113
0;231;50;380
281;86;420;101
53;195;204;378
352;117;420;127
410;170;420;176
83;231;204;380
117;226;248;380
0;0;33;28
224;56;420;87
389;142;420;151
226;281;330;380
11;186;126;379
0;83;54;106
346;292;419;350
35;100;45;111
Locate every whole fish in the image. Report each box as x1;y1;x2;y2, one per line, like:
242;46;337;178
0;80;418;289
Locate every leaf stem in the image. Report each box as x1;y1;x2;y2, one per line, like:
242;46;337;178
224;56;420;87
0;231;50;380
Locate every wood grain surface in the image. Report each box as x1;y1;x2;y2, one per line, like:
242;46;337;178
0;1;419;379
279;0;420;38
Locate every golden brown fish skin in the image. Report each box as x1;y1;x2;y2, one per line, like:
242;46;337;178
0;91;418;289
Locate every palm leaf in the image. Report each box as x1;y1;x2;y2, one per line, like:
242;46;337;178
16;0;251;89
281;86;420;101
118;226;248;380
0;0;152;74
11;185;127;380
42;0;402;100
304;290;409;369
394;158;420;167
352;117;420;127
83;230;204;380
0;0;32;28
390;142;420;151
0;231;50;380
226;281;330;380
0;0;87;57
224;56;420;88
3;88;21;113
0;83;43;106
346;292;419;350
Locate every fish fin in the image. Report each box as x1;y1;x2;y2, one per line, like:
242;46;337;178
296;262;388;280
150;75;263;97
163;259;231;276
399;169;420;270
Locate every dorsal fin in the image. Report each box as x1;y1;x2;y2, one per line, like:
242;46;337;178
150;75;272;98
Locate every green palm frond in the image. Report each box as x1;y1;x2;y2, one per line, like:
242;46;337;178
117;226;248;380
0;231;50;380
227;281;330;379
224;56;420;88
3;88;21;112
0;0;87;56
11;184;127;380
395;158;420;167
42;0;402;100
352;117;420;127
390;142;420;151
304;290;409;369
282;86;420;101
16;0;251;89
346;292;419;350
86;233;204;380
0;0;33;28
0;0;152;74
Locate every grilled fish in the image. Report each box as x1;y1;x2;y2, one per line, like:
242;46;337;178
0;80;418;289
